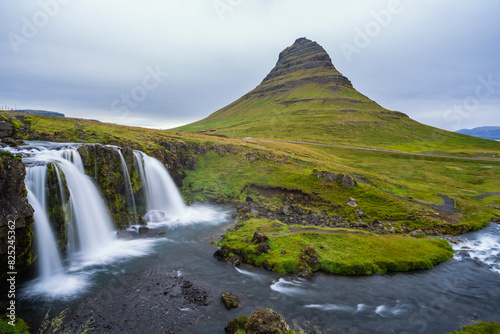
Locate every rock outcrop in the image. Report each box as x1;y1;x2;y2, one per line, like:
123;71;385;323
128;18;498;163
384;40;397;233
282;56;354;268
313;170;357;189
225;308;292;334
0;153;35;277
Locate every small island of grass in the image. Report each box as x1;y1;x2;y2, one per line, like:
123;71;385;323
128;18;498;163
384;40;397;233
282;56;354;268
217;218;454;276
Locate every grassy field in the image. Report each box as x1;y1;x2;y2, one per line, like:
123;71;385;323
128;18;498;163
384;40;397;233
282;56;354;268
3;111;500;235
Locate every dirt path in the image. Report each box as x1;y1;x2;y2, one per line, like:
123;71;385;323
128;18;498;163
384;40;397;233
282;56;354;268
271;227;367;237
264;140;500;162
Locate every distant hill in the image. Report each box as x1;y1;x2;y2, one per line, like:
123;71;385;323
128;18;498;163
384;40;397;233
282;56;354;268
175;38;498;151
17;109;65;117
456;126;500;140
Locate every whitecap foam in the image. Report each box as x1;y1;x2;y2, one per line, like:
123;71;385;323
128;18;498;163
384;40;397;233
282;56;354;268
270;278;306;296
68;238;158;271
375;301;409;318
234;266;266;279
305;304;355;312
144;205;229;228
451;224;500;274
21;273;89;301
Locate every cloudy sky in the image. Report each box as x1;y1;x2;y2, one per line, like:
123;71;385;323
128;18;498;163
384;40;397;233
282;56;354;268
1;0;499;131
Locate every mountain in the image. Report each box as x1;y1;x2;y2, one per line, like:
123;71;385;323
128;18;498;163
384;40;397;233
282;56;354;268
456;126;500;140
176;38;499;151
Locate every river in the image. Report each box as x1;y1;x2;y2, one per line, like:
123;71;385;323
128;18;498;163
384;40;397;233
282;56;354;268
17;213;500;333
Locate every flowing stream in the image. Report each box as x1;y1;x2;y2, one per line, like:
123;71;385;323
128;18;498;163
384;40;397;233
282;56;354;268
3;141;500;333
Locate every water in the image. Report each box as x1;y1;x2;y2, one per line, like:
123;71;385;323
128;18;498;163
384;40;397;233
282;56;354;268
134;150;186;220
4;142;160;299
116;148;138;225
15;221;499;333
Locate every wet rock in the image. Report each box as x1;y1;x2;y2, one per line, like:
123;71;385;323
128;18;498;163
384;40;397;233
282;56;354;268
137;215;148;226
221;292;241;309
116;230;134;240
138;226;149;233
251;232;269;244
246;195;254;203
225;315;250;334
214;245;229;261
229;255;241;266
1;137;24;147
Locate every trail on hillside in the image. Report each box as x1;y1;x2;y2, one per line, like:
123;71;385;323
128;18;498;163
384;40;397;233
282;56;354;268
263;139;500;162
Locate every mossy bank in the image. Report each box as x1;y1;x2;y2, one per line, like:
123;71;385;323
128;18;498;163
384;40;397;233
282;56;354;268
216;219;454;277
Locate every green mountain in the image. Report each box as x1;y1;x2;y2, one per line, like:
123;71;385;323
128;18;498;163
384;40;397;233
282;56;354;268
176;38;498;152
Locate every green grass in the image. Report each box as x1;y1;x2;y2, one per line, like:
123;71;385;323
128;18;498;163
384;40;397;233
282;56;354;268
448;321;500;334
4;111;499;235
219;219;453;276
0;317;30;334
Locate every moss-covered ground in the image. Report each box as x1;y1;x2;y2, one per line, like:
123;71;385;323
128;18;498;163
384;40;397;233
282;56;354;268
448;321;500;334
218;219;454;276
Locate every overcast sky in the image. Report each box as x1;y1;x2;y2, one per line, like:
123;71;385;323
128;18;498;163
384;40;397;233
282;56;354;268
1;1;499;132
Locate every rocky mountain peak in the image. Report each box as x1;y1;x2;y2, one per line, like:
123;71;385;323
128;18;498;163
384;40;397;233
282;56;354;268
261;37;342;85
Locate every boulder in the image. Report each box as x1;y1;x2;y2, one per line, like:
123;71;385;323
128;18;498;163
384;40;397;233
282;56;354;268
138;226;149;233
137;215;148;226
323;171;340;182
341;174;357;189
410;230;425;237
296;244;320;278
229;255;241;266
214;245;229;261
225;315;250;334
246;195;254;203
347;200;357;208
251;232;269;244
221;292;241;309
245;308;291;334
256;243;271;255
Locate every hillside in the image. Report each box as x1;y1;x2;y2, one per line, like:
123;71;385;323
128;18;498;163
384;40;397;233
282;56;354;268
176;38;499;154
457;126;500;140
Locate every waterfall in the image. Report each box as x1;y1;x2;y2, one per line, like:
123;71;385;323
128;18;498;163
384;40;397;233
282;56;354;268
25;166;64;280
116;149;138;225
53;164;77;255
57;153;115;257
133;151;186;221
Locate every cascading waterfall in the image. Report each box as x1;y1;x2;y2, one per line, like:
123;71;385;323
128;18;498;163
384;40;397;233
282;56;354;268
133;150;186;221
25;166;64;280
57;155;115;258
2;141;218;298
116;149;138;225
